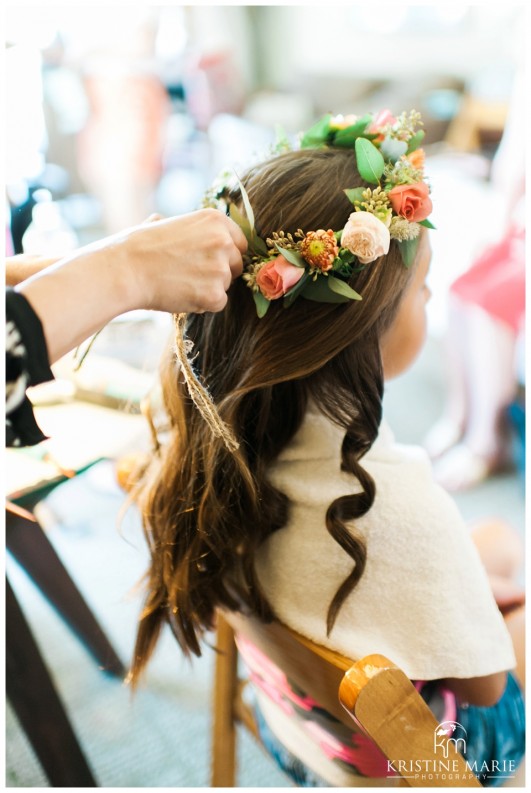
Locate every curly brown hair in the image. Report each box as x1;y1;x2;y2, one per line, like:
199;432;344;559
129;147;417;684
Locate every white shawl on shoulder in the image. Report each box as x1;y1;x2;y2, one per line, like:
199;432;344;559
254;408;516;680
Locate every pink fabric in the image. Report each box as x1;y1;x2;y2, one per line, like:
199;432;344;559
450;225;525;334
414;680;457;723
237;635;395;778
237;635;460;780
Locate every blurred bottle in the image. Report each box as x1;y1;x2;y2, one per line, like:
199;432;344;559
22;188;78;255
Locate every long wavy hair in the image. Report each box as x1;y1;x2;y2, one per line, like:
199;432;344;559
129;147;417;683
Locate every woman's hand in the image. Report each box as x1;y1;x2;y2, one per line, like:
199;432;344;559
15;208;248;363
115;208;247;314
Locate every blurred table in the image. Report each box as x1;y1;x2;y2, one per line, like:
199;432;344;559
6;398;149;786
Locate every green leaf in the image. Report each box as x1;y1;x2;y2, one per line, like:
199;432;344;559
344;187;365;206
253;291;270;318
419;218;436;229
332;114;372;148
332;131;359;149
301;277;348;303
273;123;291;152
348;113;372;135
300;275;361;303
300;114;333;148
275;244;306;268
398;238;420;268
355;138;385;185
406;129;425;154
253;235;269;257
231;177;269;256
230;204;268;256
337;248;356;265
235;174;255;229
283;271;310;308
327;275;362;301
229;203;251;240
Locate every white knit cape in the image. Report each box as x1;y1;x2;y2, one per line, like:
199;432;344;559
254;409;516;681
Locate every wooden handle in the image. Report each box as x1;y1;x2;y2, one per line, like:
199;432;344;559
339;653;397;713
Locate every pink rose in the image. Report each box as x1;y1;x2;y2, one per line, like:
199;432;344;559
340;212;390;264
368;109;396;136
388;182;432;222
256;255;304;300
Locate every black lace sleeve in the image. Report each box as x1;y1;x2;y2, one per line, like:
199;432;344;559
6;289;54;447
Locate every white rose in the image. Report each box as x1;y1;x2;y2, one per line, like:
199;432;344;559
340;212;391;264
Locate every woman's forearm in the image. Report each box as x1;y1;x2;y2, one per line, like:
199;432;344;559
6;254;62;287
17;239;136;364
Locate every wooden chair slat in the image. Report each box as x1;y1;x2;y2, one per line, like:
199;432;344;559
211;611;483;788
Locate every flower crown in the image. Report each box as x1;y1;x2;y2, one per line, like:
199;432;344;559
205;109;435;318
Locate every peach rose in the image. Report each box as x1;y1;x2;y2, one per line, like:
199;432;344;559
407;148;425;171
256;255;304;300
340;212;390;265
388;182;432;222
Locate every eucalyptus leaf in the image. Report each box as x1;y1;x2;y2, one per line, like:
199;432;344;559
419;218;436;230
327;276;362;301
380;136;408;163
355;138;385;185
398;238;420;268
275;244;306;268
344;187;365;206
253;291;270;318
301;276;349;304
300;113;333;148
406;129;425;154
283;271;310;308
253;235;270;256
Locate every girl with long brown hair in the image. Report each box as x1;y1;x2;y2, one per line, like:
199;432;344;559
130;111;524;786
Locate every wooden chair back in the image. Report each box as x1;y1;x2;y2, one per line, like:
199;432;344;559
211;609;481;788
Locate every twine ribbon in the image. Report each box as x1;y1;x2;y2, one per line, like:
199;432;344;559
173;313;239;453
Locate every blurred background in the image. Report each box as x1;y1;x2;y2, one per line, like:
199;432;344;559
5;5;524;297
5;3;526;787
